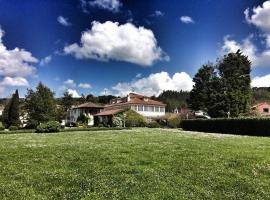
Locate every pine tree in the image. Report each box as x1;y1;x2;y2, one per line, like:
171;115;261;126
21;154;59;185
2;90;20;128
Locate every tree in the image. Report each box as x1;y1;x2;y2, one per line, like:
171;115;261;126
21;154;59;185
61;91;74;112
157;90;189;112
218;50;252;117
188;64;216;112
2;90;20;128
188;50;252;118
24;82;57;127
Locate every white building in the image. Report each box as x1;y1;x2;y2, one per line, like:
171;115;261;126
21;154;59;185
70;102;104;126
97;93;166;119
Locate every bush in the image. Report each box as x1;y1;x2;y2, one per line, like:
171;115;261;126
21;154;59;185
9;126;18;131
36;121;61;133
167;115;181;128
124;110;147;127
0;122;5;131
181;118;270;136
148;121;160;128
112;116;123;127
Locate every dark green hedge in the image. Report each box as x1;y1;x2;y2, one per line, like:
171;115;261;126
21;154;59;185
181;118;270;136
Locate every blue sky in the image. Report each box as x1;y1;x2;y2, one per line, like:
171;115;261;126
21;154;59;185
0;0;269;97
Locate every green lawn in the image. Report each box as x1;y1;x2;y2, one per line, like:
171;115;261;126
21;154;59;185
0;128;269;200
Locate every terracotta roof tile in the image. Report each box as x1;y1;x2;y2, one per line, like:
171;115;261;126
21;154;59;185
76;102;104;108
95;109;124;116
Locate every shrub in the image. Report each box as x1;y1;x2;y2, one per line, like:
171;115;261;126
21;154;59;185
36;121;61;133
124;110;147;127
148;121;160;128
181;118;270;136
77;114;88;124
0;122;5;131
112;116;123;127
9;126;18;131
167;115;181;128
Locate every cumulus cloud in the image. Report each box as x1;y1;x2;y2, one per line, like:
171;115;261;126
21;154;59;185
57;16;72;26
40;55;52;66
180;16;194;24
112;71;194;97
0;27;38;95
89;0;122;12
67;89;81;98
0;28;38;77
78;83;92;89
64;79;76;88
64;21;169;66
0;77;29;87
220;1;270;67
252;74;270;87
100;88;112;95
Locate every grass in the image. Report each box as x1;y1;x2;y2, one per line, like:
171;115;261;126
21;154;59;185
0;128;269;199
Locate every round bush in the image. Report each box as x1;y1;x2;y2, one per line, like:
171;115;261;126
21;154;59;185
124;110;147;127
112;116;123;127
9;126;18;131
36;121;61;133
148;121;160;128
167;115;181;128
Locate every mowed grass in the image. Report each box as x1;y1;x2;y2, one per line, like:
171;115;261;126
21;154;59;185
0;128;270;200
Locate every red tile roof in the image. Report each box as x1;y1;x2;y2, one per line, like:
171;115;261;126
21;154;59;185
75;102;104;109
94;109;124;116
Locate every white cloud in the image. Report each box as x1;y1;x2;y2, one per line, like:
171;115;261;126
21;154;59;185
244;1;270;33
67;89;81;98
89;0;122;12
78;83;92;89
0;28;38;77
64;79;76;88
40;55;52;66
151;10;164;17
112;71;194;97
252;74;270;87
135;73;142;78
64;21;169;66
180;16;194;24
220;1;270;67
57;16;72;26
0;77;29;87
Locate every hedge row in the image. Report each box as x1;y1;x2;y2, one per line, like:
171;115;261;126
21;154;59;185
181;118;270;136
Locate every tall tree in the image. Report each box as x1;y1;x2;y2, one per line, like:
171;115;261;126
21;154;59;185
25;82;57;127
218;50;252;117
188;64;216;112
2;90;20;128
188;50;252;118
61;91;74;112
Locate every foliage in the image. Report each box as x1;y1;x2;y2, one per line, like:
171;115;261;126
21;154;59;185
61;91;74;112
156;90;189;112
2;90;20;128
76;114;88;124
24;82;57;127
167;115;181;128
9;126;18;131
252;87;270;104
124;109;147;127
181;118;270;136
147;121;160;128
36;121;61;133
112;116;123;127
188;51;252;118
0;122;4;131
0;128;269;199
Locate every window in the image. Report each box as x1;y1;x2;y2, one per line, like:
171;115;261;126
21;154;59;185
149;106;154;112
160;107;165;112
138;105;143;111
155;106;159;112
131;105;137;111
263;108;269;113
